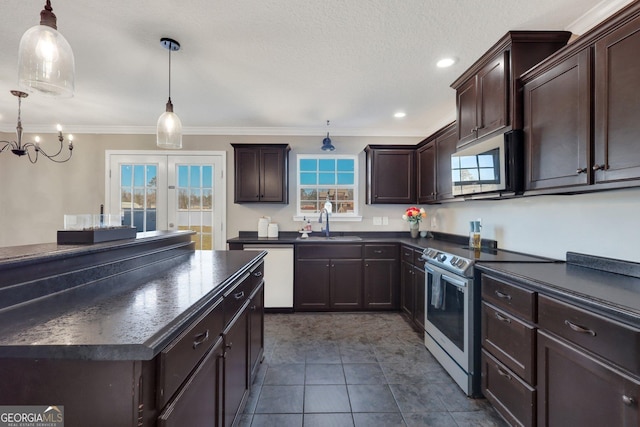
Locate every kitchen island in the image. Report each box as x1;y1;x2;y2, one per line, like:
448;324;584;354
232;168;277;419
0;231;266;427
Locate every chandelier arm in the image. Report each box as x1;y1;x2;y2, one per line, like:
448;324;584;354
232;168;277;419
0;141;18;152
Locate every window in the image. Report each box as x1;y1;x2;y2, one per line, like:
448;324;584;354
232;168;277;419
296;155;360;221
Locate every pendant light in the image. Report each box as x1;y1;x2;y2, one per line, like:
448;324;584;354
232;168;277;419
157;37;182;149
18;0;75;98
321;120;335;151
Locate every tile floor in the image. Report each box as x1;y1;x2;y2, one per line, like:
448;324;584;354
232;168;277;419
239;312;508;427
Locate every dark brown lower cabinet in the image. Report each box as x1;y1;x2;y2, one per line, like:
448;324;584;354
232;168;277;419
414;267;425;331
482;349;536;427
158;338;224;427
537;330;640;427
249;283;264;378
364;259;399;309
330;259;363;309
400;259;415;319
223;303;250;427
400;246;425;331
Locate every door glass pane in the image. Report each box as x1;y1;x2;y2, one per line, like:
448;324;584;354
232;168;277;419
176;164;214;250
121;164;157;232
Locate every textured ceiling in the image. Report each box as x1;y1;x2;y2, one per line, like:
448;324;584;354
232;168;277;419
0;0;627;137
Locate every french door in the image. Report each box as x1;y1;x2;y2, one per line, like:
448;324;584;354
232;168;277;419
106;151;226;250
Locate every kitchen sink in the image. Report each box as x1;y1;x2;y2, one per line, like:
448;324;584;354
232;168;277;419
297;236;363;241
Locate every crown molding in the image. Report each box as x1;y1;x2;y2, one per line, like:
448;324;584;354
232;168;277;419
566;0;635;35
0;125;431;138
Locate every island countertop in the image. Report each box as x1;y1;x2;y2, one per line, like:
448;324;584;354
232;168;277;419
0;249;265;361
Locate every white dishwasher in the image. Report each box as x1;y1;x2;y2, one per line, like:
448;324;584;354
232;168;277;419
242;245;294;309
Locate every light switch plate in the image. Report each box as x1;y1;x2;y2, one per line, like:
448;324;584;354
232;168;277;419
373;217;382;225
382;217;389;225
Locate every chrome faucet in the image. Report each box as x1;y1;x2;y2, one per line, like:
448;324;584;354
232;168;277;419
319;197;332;237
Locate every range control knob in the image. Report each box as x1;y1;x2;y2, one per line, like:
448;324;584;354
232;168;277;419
437;253;447;263
457;259;467;268
450;256;459;265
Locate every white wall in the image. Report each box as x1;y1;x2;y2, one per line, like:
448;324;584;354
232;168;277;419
1;131;638;263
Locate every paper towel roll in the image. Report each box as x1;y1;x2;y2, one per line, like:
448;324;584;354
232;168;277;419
258;217;269;237
267;223;279;238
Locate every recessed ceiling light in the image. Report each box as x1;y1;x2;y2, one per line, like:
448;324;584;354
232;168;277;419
436;57;456;68
394;112;406;118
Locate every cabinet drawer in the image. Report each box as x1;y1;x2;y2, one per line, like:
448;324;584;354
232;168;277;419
297;244;362;259
481;274;536;322
224;274;253;325
412;248;424;266
158;297;224;407
482;349;536;427
482;302;536;384
364;244;398;259
538;295;640;376
401;246;414;264
248;262;264;293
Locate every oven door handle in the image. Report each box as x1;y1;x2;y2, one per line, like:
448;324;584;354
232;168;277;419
441;273;468;290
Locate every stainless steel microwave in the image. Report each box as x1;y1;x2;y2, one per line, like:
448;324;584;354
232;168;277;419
451;130;523;197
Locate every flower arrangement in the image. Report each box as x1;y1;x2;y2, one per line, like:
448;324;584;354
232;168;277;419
402;206;426;224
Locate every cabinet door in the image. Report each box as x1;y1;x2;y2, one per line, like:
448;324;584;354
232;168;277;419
477;52;508;139
400;261;415;318
435;125;457;201
158;339;223;427
330;259;363;310
234;148;260;202
259;148;287;202
363;259;399;310
295;259;331;310
594;14;640;184
417;141;436;203
457;77;478;146
249;283;264;378
367;149;416;204
524;50;592;191
414;266;425;330
223;307;249;427
537;330;640;427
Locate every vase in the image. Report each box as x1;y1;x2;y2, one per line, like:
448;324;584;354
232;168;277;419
409;222;419;238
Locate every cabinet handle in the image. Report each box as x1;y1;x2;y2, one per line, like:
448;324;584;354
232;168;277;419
564;320;596;336
622;395;636;406
251;304;257;311
496;365;512;380
495;312;511;324
234;291;245;300
253;271;263;277
592;164;606;171
374;250;383;254
192;329;210;349
494;290;512;300
576;167;587;174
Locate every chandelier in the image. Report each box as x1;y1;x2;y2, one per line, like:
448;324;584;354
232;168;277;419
18;0;75;98
321;120;335;151
0;90;73;163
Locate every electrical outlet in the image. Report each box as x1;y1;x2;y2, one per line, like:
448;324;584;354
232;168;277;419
382;216;389;225
373;216;382;226
431;216;437;229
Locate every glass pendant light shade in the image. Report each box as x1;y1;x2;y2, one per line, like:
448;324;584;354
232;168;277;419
157;99;183;149
157;38;182;149
18;22;75;97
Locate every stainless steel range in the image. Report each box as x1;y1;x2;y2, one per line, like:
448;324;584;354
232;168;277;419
421;248;479;396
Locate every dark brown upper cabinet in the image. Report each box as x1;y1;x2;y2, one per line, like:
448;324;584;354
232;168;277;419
523;49;592;192
451;31;571;148
417;141;436;203
522;1;640;194
416;122;456;204
365;145;416;204
232;144;290;203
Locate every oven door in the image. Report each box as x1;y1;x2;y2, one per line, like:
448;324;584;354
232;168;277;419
424;263;471;369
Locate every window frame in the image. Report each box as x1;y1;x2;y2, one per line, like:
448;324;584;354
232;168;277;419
294;154;362;222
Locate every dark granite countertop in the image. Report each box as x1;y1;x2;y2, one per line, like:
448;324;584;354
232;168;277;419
0;230;192;267
476;262;640;328
0;250;265;361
